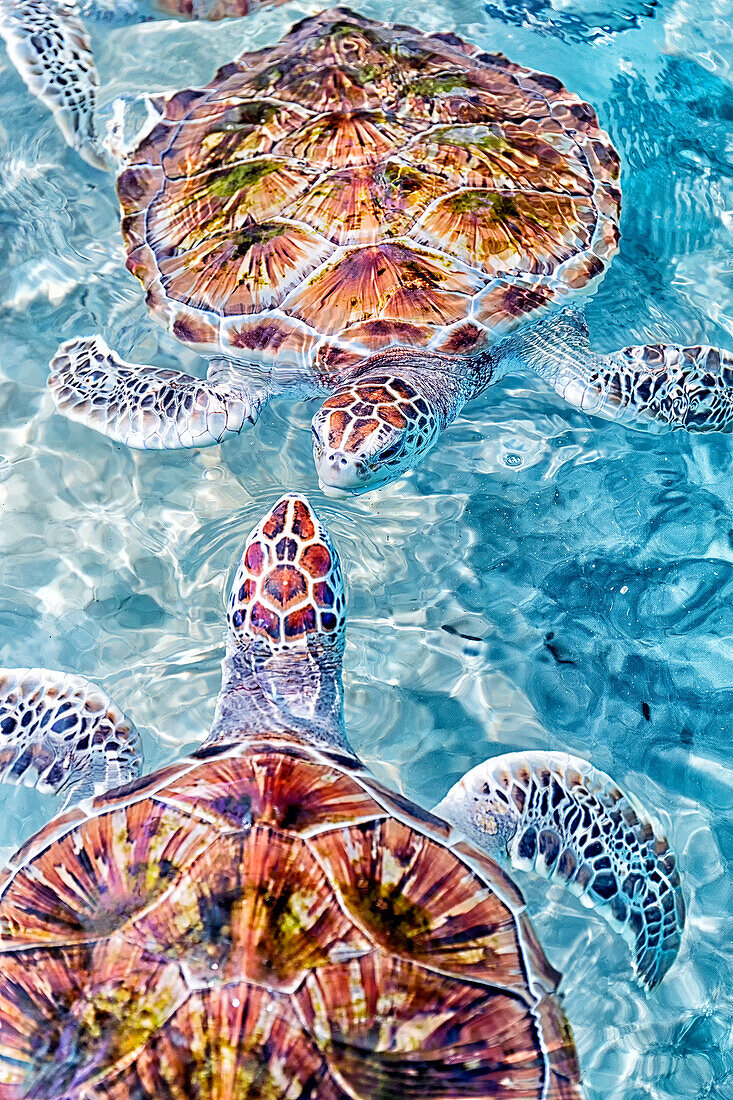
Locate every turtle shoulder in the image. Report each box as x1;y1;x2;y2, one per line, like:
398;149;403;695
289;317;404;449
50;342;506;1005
0;735;579;1098
115;10;621;387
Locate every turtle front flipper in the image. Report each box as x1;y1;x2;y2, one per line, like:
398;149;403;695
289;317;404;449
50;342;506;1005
0;667;142;807
597;341;733;431
434;751;685;990
0;0;107;168
49;336;266;448
311;353;475;496
498;308;733;432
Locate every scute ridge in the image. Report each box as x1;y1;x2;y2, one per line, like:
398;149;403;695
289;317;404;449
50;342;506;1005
0;741;580;1098
293;949;559;1100
115;8;619;369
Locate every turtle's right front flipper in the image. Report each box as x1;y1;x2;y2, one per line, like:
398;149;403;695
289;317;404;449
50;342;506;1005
0;0;107;168
435;751;685;990
0;667;142;807
49;336;265;448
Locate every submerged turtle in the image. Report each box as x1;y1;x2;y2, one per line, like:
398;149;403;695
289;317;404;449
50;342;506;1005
0;494;683;1097
2;6;733;496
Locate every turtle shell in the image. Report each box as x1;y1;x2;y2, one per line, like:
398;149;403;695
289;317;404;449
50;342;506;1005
0;735;581;1098
118;7;620;383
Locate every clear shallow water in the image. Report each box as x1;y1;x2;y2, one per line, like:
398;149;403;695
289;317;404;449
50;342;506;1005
1;0;733;1095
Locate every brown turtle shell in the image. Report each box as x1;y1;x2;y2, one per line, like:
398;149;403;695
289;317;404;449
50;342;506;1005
0;735;581;1098
118;7;620;382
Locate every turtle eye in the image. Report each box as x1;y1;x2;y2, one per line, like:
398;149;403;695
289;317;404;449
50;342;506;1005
379;441;402;462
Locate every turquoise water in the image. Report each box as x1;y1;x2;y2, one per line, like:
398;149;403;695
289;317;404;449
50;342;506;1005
1;0;732;1095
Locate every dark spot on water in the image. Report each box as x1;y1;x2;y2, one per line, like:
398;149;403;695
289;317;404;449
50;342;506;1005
545;638;574;666
442;623;485;642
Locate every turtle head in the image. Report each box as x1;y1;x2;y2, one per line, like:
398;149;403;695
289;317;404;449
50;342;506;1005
312;374;442;497
228;494;346;658
218;494;348;748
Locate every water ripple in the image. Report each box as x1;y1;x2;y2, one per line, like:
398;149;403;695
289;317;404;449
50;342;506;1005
0;1;731;1097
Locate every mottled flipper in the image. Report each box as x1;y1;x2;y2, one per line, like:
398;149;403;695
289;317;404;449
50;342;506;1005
0;0;106;168
502;309;733;433
601;342;733;431
0;667;142;807
435;751;685;989
49;336;265;449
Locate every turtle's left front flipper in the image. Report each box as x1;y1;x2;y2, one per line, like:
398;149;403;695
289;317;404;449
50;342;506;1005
0;0;107;168
435;751;685;990
0;668;142;808
498;308;733;433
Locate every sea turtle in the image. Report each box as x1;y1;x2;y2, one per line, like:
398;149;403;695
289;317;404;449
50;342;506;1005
2;6;733;496
0;493;684;1097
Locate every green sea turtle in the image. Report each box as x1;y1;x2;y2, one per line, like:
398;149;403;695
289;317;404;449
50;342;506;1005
3;6;732;496
0;494;684;1098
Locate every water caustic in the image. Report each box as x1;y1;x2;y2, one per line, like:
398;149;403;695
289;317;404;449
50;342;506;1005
0;0;731;1098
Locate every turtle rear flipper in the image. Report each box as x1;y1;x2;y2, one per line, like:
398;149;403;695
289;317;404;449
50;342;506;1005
49;336;265;449
435;750;685;989
0;668;142;807
0;0;107;168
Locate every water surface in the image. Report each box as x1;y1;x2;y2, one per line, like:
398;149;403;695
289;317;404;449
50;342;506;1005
0;0;732;1095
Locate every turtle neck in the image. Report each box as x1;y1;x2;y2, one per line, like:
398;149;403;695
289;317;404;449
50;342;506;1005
205;637;350;755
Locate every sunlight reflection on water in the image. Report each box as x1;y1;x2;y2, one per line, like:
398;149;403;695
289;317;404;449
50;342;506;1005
0;0;732;1095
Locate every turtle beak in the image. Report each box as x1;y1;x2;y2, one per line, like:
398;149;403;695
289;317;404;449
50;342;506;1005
313;430;374;497
311;419;407;497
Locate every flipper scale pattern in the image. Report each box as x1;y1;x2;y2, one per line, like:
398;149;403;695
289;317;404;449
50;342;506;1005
0;667;142;805
49;336;262;448
437;750;684;989
0;0;105;166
